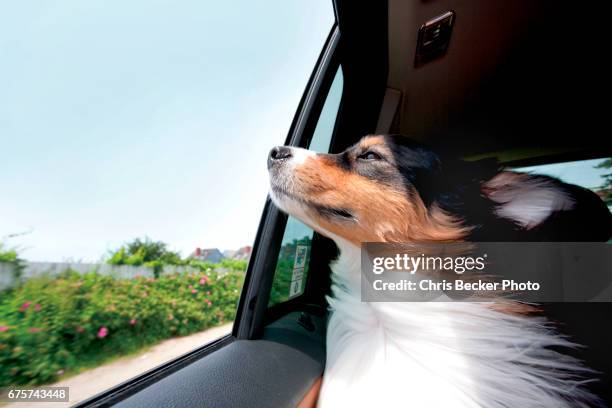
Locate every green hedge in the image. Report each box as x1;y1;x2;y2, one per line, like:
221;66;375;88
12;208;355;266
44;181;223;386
0;268;244;386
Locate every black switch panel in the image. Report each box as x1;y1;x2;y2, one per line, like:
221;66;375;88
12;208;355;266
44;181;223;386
414;11;455;67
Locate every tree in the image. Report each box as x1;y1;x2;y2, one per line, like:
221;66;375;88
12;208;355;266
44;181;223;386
107;238;184;276
595;158;612;205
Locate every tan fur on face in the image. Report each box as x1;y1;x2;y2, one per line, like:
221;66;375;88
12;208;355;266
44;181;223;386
285;136;469;245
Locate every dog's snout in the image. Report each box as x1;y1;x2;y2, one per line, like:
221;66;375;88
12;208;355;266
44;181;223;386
268;146;292;169
270;146;292;160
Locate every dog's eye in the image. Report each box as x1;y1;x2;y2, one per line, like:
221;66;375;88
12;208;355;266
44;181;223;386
358;151;382;161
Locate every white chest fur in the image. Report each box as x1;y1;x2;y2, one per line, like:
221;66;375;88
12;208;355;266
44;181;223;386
317;243;597;408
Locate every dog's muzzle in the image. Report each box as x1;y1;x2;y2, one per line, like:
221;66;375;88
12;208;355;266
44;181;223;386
268;146;293;170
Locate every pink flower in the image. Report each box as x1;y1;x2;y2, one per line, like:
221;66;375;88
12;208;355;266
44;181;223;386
34;304;41;312
19;301;32;312
199;277;208;285
0;326;8;332
97;326;108;338
28;327;42;333
130;319;137;325
206;291;211;296
191;289;197;294
206;300;212;306
188;285;193;289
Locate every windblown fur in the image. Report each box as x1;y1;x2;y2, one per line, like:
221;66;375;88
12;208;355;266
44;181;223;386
318;241;600;408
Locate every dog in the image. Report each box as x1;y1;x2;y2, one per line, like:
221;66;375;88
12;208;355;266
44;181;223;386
267;134;612;407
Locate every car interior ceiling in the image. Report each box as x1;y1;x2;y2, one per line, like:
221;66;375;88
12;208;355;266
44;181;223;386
386;0;611;163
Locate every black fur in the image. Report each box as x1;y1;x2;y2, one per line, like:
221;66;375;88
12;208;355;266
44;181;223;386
382;135;612;242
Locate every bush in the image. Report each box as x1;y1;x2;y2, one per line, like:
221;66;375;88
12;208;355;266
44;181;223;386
0;242;26;281
187;258;248;273
0;267;244;386
107;238;185;277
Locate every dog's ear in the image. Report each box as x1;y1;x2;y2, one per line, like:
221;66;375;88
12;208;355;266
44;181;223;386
419;157;500;212
482;172;575;230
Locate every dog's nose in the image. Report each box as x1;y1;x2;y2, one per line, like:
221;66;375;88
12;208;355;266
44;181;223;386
268;146;292;169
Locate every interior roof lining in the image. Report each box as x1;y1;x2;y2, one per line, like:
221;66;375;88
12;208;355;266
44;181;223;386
385;0;611;159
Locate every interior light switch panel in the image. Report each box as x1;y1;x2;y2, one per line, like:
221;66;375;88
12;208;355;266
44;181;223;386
414;10;455;67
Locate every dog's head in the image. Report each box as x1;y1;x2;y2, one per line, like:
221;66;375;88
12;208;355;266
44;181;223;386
268;134;612;244
267;135;471;245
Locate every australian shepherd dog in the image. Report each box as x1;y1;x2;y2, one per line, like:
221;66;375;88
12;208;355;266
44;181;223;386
267;134;612;407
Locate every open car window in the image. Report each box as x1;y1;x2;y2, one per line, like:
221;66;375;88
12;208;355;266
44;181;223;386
0;1;334;404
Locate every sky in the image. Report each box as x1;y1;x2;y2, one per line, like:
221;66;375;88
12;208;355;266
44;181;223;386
515;159;608;191
0;0;335;262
